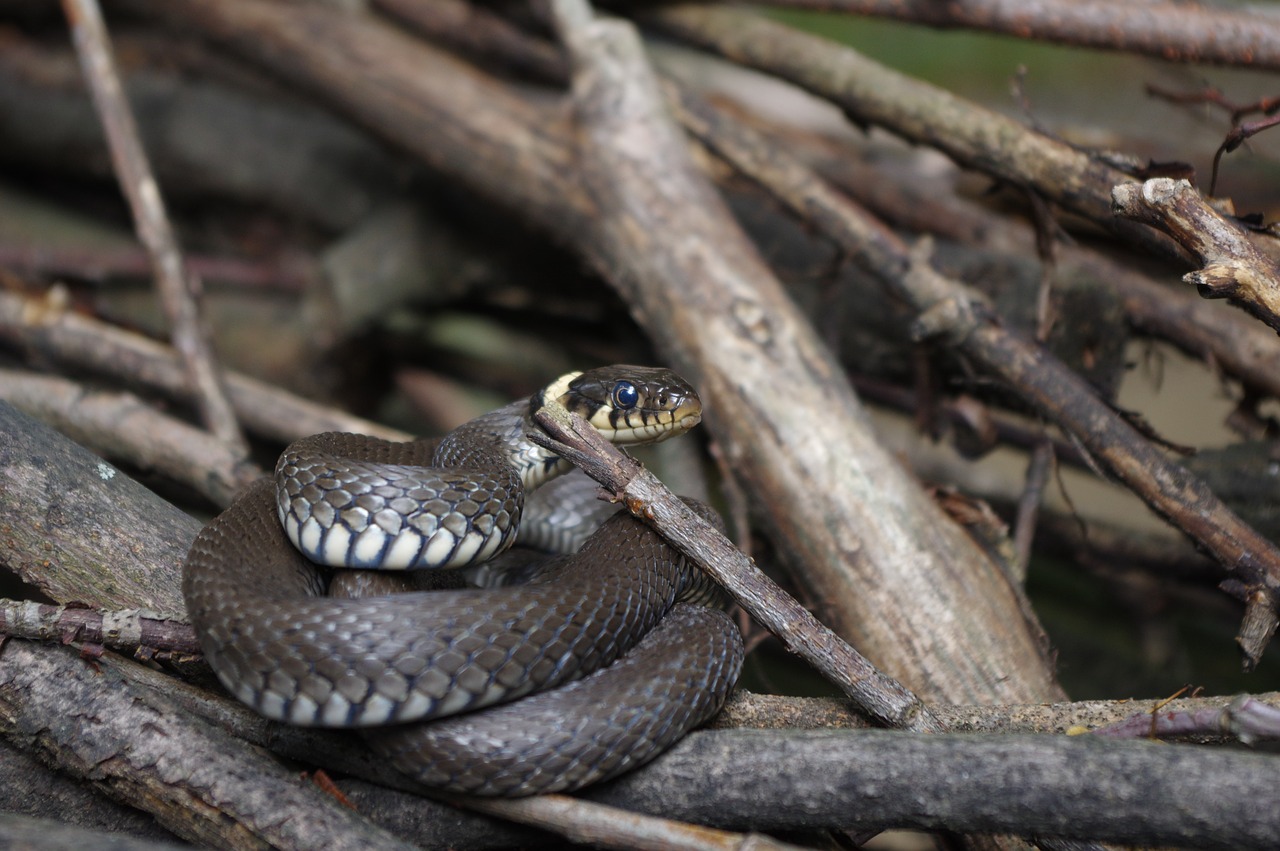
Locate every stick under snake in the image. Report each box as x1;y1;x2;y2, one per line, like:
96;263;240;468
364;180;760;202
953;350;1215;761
183;366;744;795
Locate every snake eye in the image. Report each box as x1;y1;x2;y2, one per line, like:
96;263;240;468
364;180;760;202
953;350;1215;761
611;380;639;410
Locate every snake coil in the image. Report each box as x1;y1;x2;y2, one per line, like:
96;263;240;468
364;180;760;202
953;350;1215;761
183;366;744;795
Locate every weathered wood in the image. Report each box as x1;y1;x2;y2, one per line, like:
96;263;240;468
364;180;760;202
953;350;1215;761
0;638;414;850
587;727;1280;849
126;0;1064;704
0;400;190;614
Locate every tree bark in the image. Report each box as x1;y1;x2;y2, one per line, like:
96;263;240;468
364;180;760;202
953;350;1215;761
123;0;1064;707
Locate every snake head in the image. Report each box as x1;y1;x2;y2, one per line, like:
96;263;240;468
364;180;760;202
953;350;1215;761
537;365;702;446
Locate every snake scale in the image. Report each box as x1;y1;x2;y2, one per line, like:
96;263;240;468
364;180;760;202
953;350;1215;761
183;366;744;795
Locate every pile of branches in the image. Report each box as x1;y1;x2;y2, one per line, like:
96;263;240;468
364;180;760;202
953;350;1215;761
2;1;1280;849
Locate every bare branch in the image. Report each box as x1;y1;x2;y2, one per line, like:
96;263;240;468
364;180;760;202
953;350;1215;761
530;402;943;732
1112;178;1280;335
60;0;244;451
664;77;1280;664
758;0;1280;71
0;369;261;507
0;289;411;446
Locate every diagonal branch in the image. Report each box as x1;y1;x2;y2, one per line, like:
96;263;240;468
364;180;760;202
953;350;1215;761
757;0;1280;71
530;401;943;733
1113;178;1280;335
60;0;244;452
663;77;1280;666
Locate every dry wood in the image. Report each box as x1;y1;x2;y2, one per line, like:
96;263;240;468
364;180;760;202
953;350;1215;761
664;76;1280;664
0;369;262;507
0;289;411;445
759;0;1280;70
642;4;1158;250
0;400;190;614
0;740;180;845
5;2;1280;847
550;1;1062;705
587;727;1280;848
1113;178;1280;335
124;0;1065;706
0;638;414;850
61;0;244;452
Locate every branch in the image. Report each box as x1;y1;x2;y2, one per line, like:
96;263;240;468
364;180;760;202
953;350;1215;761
60;0;244;452
0;369;261;508
587;727;1280;848
0;600;199;659
540;0;1061;704
663;76;1280;666
640;4;1160;251
0;289;411;446
757;0;1280;71
0;639;414;850
1113;178;1280;335
530;401;941;732
0;401;191;614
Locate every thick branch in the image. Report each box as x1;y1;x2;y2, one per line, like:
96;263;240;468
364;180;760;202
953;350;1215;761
0;639;413;850
0;401;190;614
588;727;1280;849
549;1;1062;704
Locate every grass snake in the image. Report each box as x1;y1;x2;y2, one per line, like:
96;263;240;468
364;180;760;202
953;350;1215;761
183;365;744;795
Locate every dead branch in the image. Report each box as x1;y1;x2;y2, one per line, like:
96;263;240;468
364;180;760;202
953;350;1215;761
0;288;411;445
460;795;807;851
587;727;1280;848
665;76;1280;665
756;0;1280;71
0;638;414;850
0;401;190;614
0;369;262;507
0;599;199;658
530;401;941;732
641;4;1161;250
60;0;244;452
1113;177;1280;335
548;0;1062;704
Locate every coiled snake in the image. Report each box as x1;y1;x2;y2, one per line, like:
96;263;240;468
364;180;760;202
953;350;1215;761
183;366;743;795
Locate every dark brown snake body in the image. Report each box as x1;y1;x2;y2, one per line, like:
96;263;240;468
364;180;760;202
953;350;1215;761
183;367;744;795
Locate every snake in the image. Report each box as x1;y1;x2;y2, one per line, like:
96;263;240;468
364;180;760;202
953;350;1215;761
183;365;744;796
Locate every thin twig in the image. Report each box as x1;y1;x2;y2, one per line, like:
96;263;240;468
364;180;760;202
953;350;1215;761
530;401;944;733
460;794;808;851
60;0;245;452
1012;438;1055;581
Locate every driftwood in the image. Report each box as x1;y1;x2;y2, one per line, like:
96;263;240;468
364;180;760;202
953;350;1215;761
4;1;1280;848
